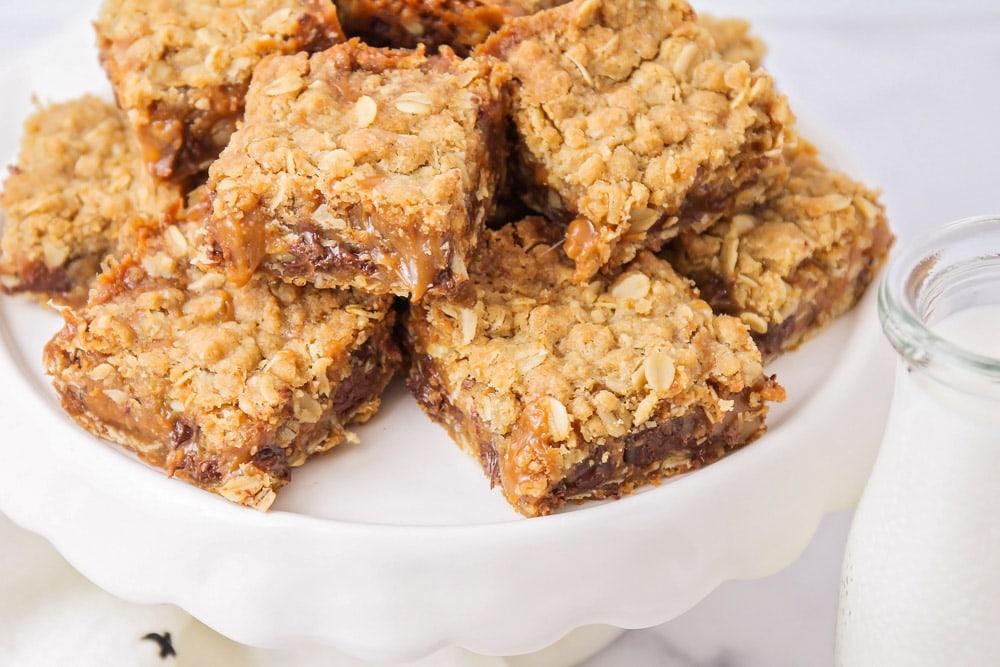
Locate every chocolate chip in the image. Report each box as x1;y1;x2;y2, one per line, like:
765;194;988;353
251;445;290;480
196;460;221;483
286;226;378;277
478;433;501;487
169;419;198;449
623;413;699;468
563;447;617;494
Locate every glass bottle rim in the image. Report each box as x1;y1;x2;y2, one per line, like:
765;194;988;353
878;213;1000;380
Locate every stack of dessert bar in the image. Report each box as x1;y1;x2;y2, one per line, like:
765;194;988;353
0;0;890;516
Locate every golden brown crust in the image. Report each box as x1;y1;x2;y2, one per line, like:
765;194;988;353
0;95;183;307
336;0;567;55
405;218;784;516
95;0;345;180
206;40;511;300
665;135;893;359
43;200;399;510
479;0;791;281
699;14;767;69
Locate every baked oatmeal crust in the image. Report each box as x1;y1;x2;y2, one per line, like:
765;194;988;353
406;218;783;516
44;206;399;510
666;135;892;358
0;95;183;306
480;0;790;280
95;0;344;180
207;40;510;299
699;14;766;69
336;0;567;55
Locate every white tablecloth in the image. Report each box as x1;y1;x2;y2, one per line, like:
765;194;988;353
2;1;999;665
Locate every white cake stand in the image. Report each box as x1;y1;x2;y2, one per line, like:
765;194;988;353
0;20;894;663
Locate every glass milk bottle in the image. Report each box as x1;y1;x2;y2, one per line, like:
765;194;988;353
836;215;1000;665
